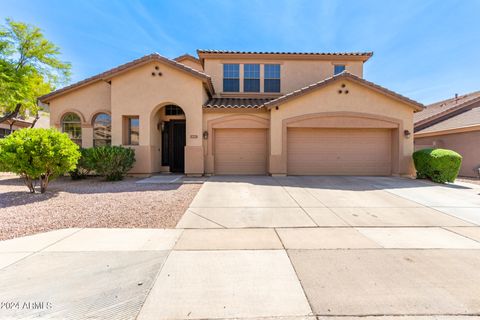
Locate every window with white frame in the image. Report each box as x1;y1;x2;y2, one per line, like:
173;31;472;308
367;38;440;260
243;64;260;92
264;64;281;93
61;113;82;146
223;64;240;92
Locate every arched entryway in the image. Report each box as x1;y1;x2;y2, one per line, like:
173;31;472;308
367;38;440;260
152;104;186;173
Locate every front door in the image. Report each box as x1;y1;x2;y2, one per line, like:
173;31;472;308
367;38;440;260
169;120;186;173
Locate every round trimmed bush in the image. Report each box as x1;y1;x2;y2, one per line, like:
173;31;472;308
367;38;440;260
0;128;81;193
413;148;462;183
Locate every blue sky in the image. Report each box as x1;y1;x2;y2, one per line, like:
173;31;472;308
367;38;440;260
1;0;479;104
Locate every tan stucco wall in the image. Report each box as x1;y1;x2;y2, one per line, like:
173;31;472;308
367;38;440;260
203;58;363;96
415;131;480;177
269;78;415;175
48;81;111;148
110;61;206;174
47;61;207;174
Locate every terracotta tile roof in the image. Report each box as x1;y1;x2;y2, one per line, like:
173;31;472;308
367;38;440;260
414;91;480;125
263;72;424;111
174;53;200;63
197;49;373;58
416;105;480;134
203;98;273;109
39;53;214;102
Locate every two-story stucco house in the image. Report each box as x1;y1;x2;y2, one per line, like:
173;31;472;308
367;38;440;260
38;50;423;176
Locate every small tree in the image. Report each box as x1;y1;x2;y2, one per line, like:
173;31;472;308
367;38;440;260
0;128;81;193
0;19;71;125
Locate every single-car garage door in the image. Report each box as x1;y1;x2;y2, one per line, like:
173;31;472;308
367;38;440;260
287;128;392;175
214;128;268;174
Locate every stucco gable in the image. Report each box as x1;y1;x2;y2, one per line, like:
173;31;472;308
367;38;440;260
39;53;214;103
264;72;424;111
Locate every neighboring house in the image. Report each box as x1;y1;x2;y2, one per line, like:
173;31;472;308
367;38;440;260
0;118;32;138
38;50;423;176
0;112;50;138
414;91;480;177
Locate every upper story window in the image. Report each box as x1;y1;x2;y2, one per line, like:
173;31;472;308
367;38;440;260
264;64;281;93
165;105;184;116
243;64;260;92
62;113;82;146
334;64;346;75
223;64;239;92
93;113;111;147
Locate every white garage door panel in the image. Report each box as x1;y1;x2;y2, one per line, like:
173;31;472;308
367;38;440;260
287;128;392;175
214;128;267;175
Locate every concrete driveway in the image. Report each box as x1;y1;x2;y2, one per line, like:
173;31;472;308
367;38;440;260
1;176;480;319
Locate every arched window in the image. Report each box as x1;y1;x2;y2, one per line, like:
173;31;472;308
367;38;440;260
61;113;82;146
93;113;111;147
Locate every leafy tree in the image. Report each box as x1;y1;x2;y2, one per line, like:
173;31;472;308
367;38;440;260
0;128;81;193
0;19;71;125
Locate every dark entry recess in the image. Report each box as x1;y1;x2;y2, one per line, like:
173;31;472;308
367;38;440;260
161;120;186;173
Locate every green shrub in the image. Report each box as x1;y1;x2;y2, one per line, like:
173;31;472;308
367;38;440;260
70;148;95;180
88;146;135;181
0;128;81;193
413;148;462;183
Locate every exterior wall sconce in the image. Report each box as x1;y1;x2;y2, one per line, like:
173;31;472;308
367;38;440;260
158;121;165;132
203;131;209;140
404;129;411;139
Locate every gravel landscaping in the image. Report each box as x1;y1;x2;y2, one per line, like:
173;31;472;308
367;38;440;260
0;173;201;240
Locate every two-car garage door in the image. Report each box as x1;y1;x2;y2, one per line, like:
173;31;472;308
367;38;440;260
213;127;392;175
287;128;392;175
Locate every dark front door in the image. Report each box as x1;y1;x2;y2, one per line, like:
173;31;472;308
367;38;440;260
169;120;186;173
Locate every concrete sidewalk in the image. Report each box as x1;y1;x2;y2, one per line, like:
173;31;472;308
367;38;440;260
1;226;480;319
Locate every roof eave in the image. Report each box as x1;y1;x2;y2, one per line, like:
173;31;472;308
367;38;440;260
197;50;373;63
414;96;480;129
264;72;423;111
39;53;214;103
415;124;480;137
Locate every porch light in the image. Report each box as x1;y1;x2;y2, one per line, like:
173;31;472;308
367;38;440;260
159;121;165;132
404;130;411;139
203;131;209;140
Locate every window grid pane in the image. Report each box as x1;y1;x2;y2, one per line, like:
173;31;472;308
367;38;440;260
223;79;239;92
244;64;260;79
244;64;260;92
223;64;240;92
62;113;82;146
264;64;280;79
264;64;281;92
165;105;184;116
334;65;346;75
223;64;239;79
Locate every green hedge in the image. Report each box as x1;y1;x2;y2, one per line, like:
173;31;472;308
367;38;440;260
413;148;462;183
75;146;135;181
70;148;94;180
